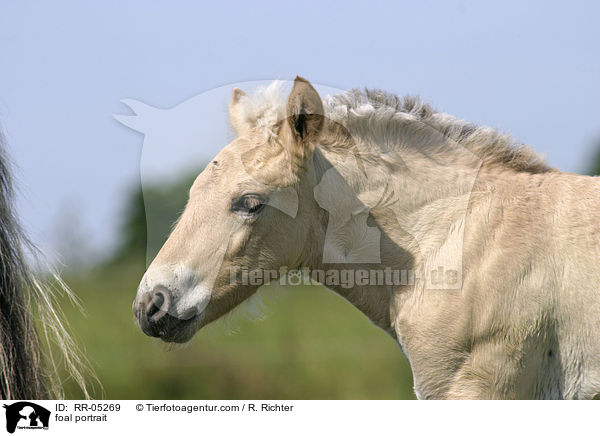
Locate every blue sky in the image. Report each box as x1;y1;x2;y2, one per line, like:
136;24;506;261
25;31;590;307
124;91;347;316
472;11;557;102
0;1;598;263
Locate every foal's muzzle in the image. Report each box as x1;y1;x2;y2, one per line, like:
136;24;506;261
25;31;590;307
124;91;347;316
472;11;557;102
133;286;180;339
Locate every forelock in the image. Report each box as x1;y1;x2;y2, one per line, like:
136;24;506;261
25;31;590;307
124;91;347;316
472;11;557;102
236;81;286;140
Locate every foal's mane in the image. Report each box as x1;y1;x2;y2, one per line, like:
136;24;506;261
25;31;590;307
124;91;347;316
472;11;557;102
325;89;553;173
245;82;553;174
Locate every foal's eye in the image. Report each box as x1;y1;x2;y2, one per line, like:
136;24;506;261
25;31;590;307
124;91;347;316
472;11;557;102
231;194;266;216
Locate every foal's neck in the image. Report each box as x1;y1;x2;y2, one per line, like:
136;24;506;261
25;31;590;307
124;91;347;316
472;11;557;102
306;144;487;334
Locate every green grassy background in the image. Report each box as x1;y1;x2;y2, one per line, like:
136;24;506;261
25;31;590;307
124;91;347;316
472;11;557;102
57;168;416;399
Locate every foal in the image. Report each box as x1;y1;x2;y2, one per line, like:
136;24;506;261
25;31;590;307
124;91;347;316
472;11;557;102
134;77;600;399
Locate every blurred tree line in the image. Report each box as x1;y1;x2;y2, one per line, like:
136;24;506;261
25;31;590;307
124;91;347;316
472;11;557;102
586;139;600;176
109;169;200;265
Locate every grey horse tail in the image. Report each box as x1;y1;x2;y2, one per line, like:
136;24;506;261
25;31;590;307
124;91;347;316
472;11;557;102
0;130;95;399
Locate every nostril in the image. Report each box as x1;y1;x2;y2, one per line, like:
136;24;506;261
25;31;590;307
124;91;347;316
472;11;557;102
134;286;176;338
145;287;171;323
146;292;164;318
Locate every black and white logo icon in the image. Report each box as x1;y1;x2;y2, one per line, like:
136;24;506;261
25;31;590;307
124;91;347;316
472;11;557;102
2;402;50;433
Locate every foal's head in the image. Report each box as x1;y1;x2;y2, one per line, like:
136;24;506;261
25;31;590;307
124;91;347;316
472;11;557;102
133;77;327;342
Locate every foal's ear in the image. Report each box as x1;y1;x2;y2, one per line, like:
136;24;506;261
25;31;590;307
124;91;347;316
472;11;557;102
285;76;324;163
229;87;251;136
